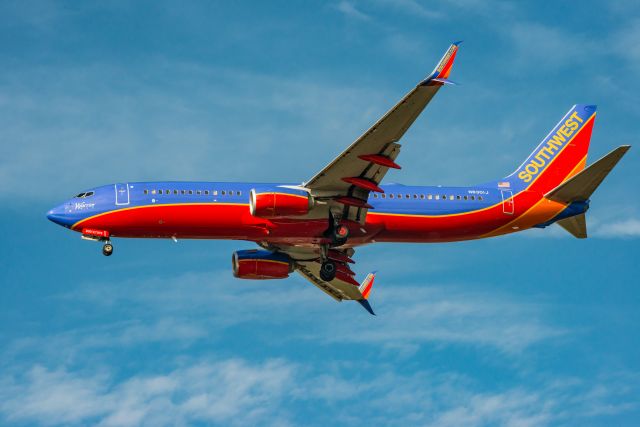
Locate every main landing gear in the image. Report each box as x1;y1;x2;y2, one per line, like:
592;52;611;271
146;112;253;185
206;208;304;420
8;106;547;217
319;214;351;282
327;213;349;247
102;241;113;256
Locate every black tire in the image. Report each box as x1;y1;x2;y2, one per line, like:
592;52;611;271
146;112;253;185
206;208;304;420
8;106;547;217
319;260;337;281
102;243;113;257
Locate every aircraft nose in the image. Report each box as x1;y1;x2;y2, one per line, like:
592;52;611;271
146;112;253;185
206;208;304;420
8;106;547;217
46;204;70;227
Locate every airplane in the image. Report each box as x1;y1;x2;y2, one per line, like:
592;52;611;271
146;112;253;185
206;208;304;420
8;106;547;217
47;42;630;315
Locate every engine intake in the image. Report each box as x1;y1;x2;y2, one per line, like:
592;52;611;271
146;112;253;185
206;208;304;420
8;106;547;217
250;188;312;218
232;249;293;280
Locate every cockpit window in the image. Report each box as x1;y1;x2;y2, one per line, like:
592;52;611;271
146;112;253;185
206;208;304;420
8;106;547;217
74;191;94;198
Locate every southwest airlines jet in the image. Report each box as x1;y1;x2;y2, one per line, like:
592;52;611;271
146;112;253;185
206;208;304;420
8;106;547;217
47;43;630;315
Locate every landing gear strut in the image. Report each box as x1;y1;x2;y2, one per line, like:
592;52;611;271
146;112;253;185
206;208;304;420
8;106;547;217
102;241;113;256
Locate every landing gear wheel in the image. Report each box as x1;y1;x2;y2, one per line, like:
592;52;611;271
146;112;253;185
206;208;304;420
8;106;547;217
102;242;113;257
319;260;337;282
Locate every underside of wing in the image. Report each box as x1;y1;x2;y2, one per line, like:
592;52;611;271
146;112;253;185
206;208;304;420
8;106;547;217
295;260;363;301
272;245;377;314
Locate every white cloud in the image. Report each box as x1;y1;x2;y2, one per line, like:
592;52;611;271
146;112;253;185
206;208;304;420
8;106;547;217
506;22;599;70
327;284;565;354
334;1;372;21
372;0;443;20
31;269;563;356
0;359;295;427
1;359;637;427
592;217;640;238
0;62;389;201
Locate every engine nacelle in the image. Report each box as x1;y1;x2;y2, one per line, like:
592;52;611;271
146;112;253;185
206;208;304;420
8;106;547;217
250;187;312;218
232;249;293;280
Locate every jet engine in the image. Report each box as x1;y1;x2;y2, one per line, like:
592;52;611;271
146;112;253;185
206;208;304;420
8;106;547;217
249;187;312;218
232;249;294;279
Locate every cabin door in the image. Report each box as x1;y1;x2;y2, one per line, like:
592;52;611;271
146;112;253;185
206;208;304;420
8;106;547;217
501;190;514;215
115;183;130;206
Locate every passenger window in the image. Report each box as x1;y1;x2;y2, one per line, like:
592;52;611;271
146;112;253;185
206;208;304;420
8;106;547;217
381;194;386;199
188;190;193;195
151;190;157;195
144;190;148;195
373;194;378;198
428;194;432;200
389;194;394;199
204;190;209;195
237;191;241;196
221;190;226;196
479;196;483;201
406;194;410;199
213;190;218;196
420;194;425;199
397;194;402;199
471;196;475;200
442;195;446;200
456;195;461;200
463;195;468;200
165;190;170;195
180;190;185;195
197;190;202;195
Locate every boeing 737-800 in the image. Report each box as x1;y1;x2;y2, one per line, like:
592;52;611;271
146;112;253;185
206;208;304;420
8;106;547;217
47;43;630;314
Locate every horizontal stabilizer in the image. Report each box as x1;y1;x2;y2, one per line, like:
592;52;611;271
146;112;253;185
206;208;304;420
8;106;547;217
557;213;587;239
546;145;631;204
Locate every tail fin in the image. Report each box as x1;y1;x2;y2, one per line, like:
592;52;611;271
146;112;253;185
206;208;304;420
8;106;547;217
356;272;376;316
505;105;597;194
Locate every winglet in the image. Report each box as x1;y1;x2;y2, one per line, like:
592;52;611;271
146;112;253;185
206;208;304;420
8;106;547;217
356;272;377;315
422;42;461;85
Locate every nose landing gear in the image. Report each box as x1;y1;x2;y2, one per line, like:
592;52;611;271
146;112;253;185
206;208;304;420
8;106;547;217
102;241;113;256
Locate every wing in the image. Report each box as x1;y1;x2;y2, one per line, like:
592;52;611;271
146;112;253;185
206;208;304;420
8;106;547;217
276;245;377;314
303;42;461;222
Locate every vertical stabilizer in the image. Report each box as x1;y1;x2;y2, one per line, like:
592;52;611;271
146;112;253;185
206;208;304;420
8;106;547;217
503;104;597;194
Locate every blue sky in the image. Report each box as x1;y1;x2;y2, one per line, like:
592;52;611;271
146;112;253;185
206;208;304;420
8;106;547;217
1;1;639;425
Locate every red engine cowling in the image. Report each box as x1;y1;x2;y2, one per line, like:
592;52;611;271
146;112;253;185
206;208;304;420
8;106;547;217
232;249;293;280
250;188;312;218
